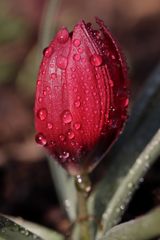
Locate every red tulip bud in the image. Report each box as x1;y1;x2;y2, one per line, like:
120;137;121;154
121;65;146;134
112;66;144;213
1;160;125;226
34;18;129;175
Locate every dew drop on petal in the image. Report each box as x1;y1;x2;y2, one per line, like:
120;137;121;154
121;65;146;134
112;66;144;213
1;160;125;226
90;54;102;66
67;130;75;139
109;79;114;87
111;54;116;59
73;39;81;47
56;56;67;69
46;86;50;92
74;100;81;108
37;80;41;85
37;108;47;121
35;133;47;145
57;28;69;43
38;97;42;103
59;134;65;141
51;73;56;80
43;90;47;96
73;54;81;61
74;122;81;130
124;98;129;107
62;110;72;124
78;48;83;53
43;47;53;58
60;151;70;159
47;122;53;129
82;58;86;63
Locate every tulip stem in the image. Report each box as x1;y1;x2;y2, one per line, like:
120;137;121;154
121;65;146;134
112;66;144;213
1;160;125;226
75;174;91;240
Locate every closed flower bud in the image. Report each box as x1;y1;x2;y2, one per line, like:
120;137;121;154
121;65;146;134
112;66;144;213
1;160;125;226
34;18;129;175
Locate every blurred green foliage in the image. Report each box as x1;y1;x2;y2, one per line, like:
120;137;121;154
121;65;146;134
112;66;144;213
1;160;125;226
0;2;28;84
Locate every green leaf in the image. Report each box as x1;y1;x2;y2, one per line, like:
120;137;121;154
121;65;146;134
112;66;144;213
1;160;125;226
92;64;160;233
96;129;160;238
0;214;64;240
100;207;160;240
0;215;43;240
8;216;64;240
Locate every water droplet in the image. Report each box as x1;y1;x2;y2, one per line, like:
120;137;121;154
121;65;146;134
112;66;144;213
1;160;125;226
38;97;42;103
37;108;47;121
42;70;45;75
90;54;102;66
60;151;70;159
109;79;114;87
50;63;54;68
74;100;81;108
51;73;56;80
78;47;83;53
56;56;67;69
43;47;53;58
43;90;47;96
73;39;81;47
73;53;81;61
37;80;41;85
67;130;75;139
47;122;53;129
35;133;47;145
46;86;50;92
59;134;65;141
124;98;129;107
62;110;72;124
111;54;116;60
57;28;69;43
74;122;81;130
120;205;125;210
128;182;133;189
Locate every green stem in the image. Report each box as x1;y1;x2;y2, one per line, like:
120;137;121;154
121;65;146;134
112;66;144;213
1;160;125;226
75;175;91;240
96;129;160;239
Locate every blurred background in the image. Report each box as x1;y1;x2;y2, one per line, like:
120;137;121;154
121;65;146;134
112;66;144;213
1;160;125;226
0;0;160;234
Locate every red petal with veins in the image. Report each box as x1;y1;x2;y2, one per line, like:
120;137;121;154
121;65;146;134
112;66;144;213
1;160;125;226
34;18;129;175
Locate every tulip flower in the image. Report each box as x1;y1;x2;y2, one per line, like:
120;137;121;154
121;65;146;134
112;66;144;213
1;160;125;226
34;18;129;175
